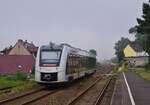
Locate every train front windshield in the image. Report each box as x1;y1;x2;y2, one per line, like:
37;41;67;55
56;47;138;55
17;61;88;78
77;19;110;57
40;50;61;66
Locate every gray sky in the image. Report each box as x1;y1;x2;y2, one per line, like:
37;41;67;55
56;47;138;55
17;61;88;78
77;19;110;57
0;0;148;60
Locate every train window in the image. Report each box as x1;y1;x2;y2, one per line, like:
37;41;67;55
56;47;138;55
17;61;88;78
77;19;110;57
66;53;96;74
40;50;61;64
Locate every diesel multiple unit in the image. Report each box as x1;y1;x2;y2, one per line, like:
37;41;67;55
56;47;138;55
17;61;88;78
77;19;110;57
35;43;96;83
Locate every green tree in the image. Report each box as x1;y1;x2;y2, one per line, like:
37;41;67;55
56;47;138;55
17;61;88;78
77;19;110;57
132;1;150;64
89;49;97;67
89;49;97;56
129;27;146;49
114;37;131;62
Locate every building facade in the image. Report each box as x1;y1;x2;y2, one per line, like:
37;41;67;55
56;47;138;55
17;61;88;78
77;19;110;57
123;42;148;67
0;39;38;74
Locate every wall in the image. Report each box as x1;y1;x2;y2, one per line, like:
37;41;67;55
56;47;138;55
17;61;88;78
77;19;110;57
124;45;136;57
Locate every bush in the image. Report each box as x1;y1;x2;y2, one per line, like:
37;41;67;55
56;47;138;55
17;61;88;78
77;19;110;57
13;70;28;80
118;60;124;66
31;66;35;74
145;64;150;70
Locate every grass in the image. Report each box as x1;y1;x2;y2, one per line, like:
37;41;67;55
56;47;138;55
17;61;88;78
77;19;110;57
12;81;37;93
0;76;22;89
0;71;37;95
116;62;129;73
134;68;150;81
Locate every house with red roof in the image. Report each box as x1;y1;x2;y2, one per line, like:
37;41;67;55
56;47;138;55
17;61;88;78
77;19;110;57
0;39;38;74
8;39;38;57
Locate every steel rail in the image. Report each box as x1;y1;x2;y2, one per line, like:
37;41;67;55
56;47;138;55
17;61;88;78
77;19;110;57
66;76;102;105
0;86;14;91
0;87;45;104
93;77;112;105
22;90;59;105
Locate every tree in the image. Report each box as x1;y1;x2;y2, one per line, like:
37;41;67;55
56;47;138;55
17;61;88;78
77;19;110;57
89;49;97;56
133;1;150;64
114;37;131;62
89;49;97;67
129;27;146;49
136;1;150;34
129;26;137;34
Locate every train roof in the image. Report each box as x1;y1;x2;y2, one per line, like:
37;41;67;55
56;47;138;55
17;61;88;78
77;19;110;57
40;42;96;58
61;43;96;57
40;42;63;50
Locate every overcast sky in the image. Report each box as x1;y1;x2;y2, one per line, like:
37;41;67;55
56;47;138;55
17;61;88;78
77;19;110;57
0;0;148;60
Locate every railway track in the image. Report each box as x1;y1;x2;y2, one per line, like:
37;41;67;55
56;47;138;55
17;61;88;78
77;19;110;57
0;86;59;105
0;86;14;91
67;76;112;105
22;90;58;105
0;86;14;95
94;78;112;105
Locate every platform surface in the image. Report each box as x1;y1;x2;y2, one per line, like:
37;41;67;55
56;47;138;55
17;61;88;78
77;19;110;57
111;71;150;105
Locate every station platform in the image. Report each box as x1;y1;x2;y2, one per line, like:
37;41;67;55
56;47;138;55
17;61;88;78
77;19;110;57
111;72;150;105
